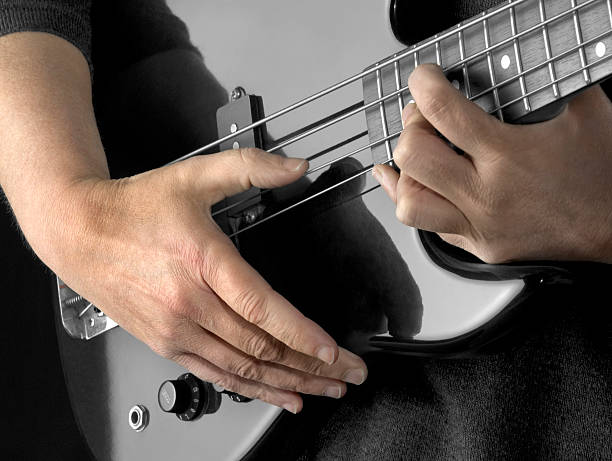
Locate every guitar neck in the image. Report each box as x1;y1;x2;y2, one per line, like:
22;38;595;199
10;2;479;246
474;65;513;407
363;0;612;163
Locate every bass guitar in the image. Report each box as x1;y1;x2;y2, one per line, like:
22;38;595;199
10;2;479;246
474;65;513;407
54;0;612;459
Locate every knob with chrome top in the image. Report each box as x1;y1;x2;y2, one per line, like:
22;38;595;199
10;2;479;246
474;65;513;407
158;373;221;421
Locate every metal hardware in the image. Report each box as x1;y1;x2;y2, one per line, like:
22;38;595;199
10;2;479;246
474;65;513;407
128;405;149;432
214;91;266;238
56;278;118;340
230;86;246;101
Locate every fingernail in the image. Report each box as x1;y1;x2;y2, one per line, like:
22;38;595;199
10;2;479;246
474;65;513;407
316;345;336;365
372;166;381;182
343;368;366;385
323;386;343;399
402;100;416;126
372;166;387;190
282;402;298;414
282;157;307;172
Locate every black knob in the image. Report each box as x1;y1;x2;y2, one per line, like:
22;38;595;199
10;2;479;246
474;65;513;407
158;379;191;414
157;374;221;421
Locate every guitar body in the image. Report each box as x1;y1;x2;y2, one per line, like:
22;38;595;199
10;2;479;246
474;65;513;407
54;0;611;460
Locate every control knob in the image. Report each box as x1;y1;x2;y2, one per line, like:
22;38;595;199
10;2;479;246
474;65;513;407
158;373;221;421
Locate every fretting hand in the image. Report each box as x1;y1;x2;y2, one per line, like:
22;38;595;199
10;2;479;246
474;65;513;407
373;64;612;264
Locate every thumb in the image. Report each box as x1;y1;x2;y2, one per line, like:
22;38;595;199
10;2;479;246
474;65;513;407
180;148;308;205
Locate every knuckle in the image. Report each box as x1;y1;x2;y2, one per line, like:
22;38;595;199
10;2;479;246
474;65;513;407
392;141;409;166
416;88;447;125
246;333;285;362
396;198;418;227
231;357;263;382
393;132;419;168
283;374;307;393
302;357;325;375
237;147;262;164
215;374;240;393
235;288;270;326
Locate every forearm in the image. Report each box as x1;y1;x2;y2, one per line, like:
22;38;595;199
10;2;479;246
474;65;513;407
0;32;108;263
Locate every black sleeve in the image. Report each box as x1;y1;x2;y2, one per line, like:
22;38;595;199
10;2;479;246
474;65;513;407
0;0;92;70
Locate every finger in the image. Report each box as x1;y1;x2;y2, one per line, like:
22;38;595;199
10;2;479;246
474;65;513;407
372;164;399;203
393;102;477;204
181;322;348;398
175;353;303;413
202;235;341;365
395;173;470;234
408;64;505;156
188;291;368;383
180;148;308;205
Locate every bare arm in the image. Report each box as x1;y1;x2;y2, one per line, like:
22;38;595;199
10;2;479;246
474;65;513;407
0;32;368;413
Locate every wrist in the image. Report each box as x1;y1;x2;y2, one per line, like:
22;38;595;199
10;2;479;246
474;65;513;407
12;174;113;271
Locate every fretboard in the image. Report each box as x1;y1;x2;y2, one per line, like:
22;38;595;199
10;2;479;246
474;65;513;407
363;0;612;164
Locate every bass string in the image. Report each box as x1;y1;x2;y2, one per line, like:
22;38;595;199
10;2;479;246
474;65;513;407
263;0;601;155
215;26;612;221
225;49;612;239
169;0;536;165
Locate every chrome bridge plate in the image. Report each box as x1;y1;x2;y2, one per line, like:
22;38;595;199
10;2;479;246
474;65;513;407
56;277;118;340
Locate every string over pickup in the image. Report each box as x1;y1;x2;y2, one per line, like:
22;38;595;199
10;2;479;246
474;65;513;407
213;90;267;241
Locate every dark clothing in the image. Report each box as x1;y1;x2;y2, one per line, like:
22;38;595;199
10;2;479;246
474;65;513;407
1;1;611;460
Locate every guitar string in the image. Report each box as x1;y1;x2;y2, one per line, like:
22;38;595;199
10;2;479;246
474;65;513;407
169;0;534;165
73;1;608;317
212;26;612;220
226;50;612;239
263;0;599;155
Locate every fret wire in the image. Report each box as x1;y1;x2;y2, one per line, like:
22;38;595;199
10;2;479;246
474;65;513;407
470;27;610;101
268;7;608;158
494;49;612;112
394;59;405;125
482;14;504;121
607;0;612;27
444;0;597;80
538;0;560;98
414;44;420;67
376;68;393;160
435;34;442;66
457;24;473;98
221;33;612;225
509;1;531;111
229;49;612;239
269;10;608;158
173;0;597;164
310;41;612;180
571;0;591;83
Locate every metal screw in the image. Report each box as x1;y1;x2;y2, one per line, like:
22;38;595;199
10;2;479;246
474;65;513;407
244;209;258;224
230;87;246;101
232;141;240;150
89;318;95;327
230;123;238;133
128;405;149;432
64;294;84;307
